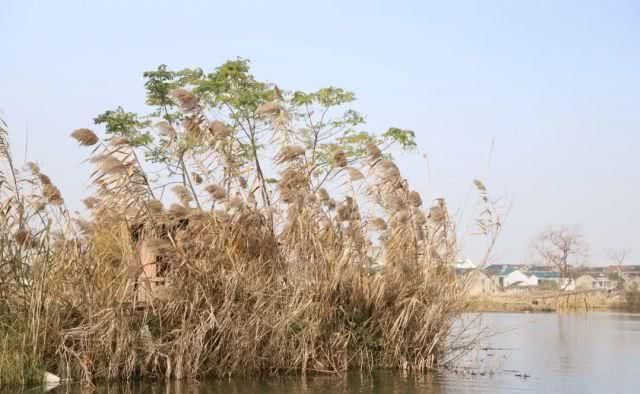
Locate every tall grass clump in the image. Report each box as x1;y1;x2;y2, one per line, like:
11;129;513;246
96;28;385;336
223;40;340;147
0;60;497;387
0;118;55;387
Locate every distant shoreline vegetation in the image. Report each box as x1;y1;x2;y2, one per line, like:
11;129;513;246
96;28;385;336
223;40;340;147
465;289;640;313
0;60;501;388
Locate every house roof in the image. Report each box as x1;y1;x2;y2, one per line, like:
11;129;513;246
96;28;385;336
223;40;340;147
578;266;607;273
523;265;554;272
607;265;640;273
579;272;613;280
529;271;560;279
456;268;488;278
484;264;526;277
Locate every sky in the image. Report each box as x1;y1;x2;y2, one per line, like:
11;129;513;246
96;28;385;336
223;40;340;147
1;0;639;265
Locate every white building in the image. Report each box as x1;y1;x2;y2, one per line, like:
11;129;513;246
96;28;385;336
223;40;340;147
465;271;497;295
455;259;477;270
503;270;536;287
576;274;616;290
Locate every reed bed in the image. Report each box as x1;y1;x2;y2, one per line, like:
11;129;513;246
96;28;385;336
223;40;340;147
0;68;489;387
467;291;622;313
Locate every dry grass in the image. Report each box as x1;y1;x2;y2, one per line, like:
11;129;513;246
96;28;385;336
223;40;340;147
0;327;43;388
466;291;622;313
0;86;481;387
466;295;557;313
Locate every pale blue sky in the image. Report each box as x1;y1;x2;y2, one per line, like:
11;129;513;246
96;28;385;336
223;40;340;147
1;0;639;264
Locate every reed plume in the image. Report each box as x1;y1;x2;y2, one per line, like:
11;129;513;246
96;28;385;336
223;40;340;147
408;190;422;207
333;149;348;167
205;184;226;200
172;185;193;206
347;166;364;181
171;89;200;113
367;142;382;161
71;128;99;146
208;120;232;137
42;183;63;205
257;101;281;115
109;136;130;146
276;145;306;164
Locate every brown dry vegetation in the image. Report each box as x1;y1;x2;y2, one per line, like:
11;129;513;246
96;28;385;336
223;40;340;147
466;291;621;313
0;67;493;387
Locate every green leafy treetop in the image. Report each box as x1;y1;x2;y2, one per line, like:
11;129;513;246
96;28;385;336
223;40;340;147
94;106;152;147
92;58;417;214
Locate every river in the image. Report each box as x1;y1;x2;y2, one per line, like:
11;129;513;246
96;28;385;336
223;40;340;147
20;312;640;393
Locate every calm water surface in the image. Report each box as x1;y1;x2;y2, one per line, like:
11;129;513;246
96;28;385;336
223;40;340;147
28;312;640;393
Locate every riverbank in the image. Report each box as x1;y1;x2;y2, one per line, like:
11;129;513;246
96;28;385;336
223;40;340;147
6;312;640;394
465;290;632;313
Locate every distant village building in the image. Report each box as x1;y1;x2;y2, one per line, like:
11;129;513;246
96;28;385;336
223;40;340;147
576;273;616;291
524;265;555;272
481;264;575;292
479;263;640;293
612;266;640;290
454;258;477;270
503;269;536;288
505;281;536;294
484;265;527;288
594;274;615;290
560;277;576;291
576;274;595;290
607;265;640;277
624;276;640;291
465;271;496;295
527;271;560;286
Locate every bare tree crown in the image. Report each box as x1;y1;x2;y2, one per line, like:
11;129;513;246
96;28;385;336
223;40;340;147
533;225;588;275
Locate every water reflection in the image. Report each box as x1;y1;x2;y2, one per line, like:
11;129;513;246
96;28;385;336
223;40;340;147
38;373;450;394
10;312;640;394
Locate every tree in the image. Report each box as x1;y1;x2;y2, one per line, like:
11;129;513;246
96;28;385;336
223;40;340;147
91;59;417;221
605;248;628;267
94;106;152;147
533;225;588;289
605;248;629;290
